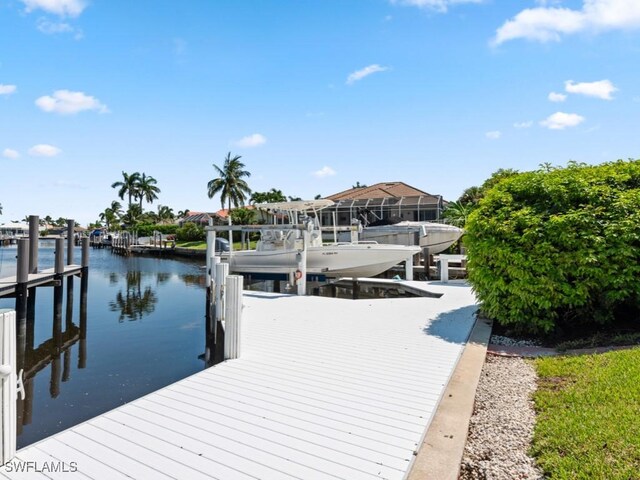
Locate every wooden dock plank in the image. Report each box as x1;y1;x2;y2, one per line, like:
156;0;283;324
15;281;477;480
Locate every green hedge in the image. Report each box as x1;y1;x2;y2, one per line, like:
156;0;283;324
176;222;205;242
465;160;640;334
135;223;179;237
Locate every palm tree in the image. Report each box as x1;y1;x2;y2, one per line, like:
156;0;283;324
111;171;141;207
137;173;161;209
442;201;471;228
458;186;483;206
207;152;252;212
250;188;286;204
0;202;3;215
157;205;175;224
177;209;190;219
122;204;143;227
99;201;123;230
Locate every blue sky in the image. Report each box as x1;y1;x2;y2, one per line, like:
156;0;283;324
1;0;639;225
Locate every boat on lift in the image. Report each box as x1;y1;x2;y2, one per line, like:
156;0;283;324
225;200;420;278
359;220;463;254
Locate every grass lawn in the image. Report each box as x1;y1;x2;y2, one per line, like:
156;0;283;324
532;348;640;479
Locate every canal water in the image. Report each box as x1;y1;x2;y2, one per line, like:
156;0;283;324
0;244;212;449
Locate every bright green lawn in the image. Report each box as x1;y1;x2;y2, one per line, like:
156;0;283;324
532;349;640;479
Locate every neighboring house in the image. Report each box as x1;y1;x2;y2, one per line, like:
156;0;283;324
179;207;258;226
323;182;447;226
0;222;29;238
178;212;218;227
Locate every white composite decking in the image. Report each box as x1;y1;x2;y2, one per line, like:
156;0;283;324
3;280;477;480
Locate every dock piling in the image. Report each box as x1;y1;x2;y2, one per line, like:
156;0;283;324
15;240;29;325
214;263;229;331
81;237;90;272
28;216;39;274
54;238;64;275
66;220;74;266
224;275;243;360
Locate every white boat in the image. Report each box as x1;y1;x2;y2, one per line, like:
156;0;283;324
225;200;420;278
359;221;463;254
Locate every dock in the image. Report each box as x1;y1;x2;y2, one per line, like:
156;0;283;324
3;280;477;479
0;265;82;297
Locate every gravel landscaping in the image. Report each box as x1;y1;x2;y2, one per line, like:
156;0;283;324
460;355;544;480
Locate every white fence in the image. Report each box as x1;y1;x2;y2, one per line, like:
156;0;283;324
0;309;16;466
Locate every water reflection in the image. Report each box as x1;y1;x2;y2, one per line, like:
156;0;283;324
108;271;158;322
0;247;219;448
16;273;88;434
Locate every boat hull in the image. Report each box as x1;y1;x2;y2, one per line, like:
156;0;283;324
226;244;420;278
358;222;463;254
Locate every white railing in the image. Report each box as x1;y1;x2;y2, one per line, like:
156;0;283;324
0;309;16;466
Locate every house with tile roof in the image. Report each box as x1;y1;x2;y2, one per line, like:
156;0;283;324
322;181;446;226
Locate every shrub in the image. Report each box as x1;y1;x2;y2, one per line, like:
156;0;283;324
135;223;179;237
465;159;640;334
176;222;205;242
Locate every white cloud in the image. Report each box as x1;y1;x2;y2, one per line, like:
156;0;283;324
35;90;109;115
346;64;389;85
540;112;585;130
2;149;20;159
493;0;640;45
21;0;86;17
565;79;617;100
514;121;533;128
313;166;336;178
235;133;266;148
548;91;567;102
0;84;17;95
485;130;502;140
36;18;83;38
390;0;482;13
28;144;62;157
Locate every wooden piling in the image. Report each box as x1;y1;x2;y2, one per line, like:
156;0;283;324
66;219;74;265
55;238;64;275
15;239;29;325
28;215;39;274
79;269;88;369
81;237;90;272
423;247;431;280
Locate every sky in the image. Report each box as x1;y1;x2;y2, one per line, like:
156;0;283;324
1;0;639;225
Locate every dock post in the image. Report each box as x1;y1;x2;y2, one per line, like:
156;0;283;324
438;257;449;283
423;248;431;280
28;215;39;274
210;257;221;343
0;309;17;466
15;239;29;326
296;226;308;296
224;275;243;360
405;254;414;281
55;238;64;276
81;237;90;273
66;219;74;265
79;265;88;369
214;262;229;329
